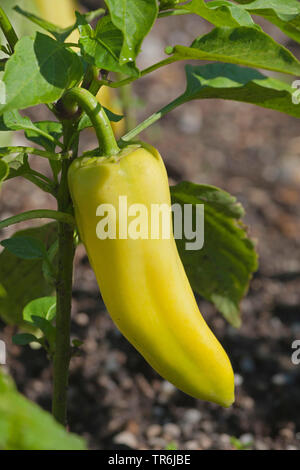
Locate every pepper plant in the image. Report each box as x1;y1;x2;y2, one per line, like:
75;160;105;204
0;0;300;450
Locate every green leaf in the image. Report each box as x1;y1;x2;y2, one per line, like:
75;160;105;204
1;237;47;260
12;333;40;346
166;441;178;450
23;296;56;324
0;370;86;450
77;106;123;132
237;0;300;43
181;62;300;119
42;239;58;284
2;154;27;170
24;121;63;152
177;0;255;27
24;121;63;179
230;435;253;450
0;223;57;326
0;160;9;183
2;153;29;180
0;111;37;132
30;315;56;351
0;60;6;72
78;13;139;77
170;26;300;76
171;182;258;327
14;5;105;43
0;111;58;150
0;32;83;115
104;0;158;64
72;339;84;348
101;107;123;123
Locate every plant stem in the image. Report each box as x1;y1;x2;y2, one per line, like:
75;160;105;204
52;159;75;425
120;95;184;142
99;57;178;89
119;83;136;134
0;209;75;230
63;88;119;156
0;6;18;53
29;169;54;185
158;9;190;18
81;65;100;95
23;173;56;195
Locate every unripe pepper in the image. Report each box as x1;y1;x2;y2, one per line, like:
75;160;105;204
68;142;235;407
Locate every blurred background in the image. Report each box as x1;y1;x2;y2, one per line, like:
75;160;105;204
1;0;300;450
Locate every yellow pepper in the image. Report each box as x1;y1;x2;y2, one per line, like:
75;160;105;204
68;142;234;406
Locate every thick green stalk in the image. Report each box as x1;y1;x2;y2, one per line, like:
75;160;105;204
52;159;75;425
63;88;119;156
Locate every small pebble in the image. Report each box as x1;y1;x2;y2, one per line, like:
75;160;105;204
105;355;120;373
241;396;255;410
280;428;294;440
255;440;269;450
146;424;162;439
178;109;203;135
219;434;230;446
113;431;138;449
240;433;253;445
163;423;181;439
234;373;244;386
185;440;199;450
197;433;212;449
157;381;176;404
183;408;202;425
148;437;167;449
75;312;89;326
272;373;289;386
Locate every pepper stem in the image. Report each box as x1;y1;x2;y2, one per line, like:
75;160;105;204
63;88;119;157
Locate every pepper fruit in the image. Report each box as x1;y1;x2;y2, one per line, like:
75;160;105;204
68;142;235;406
